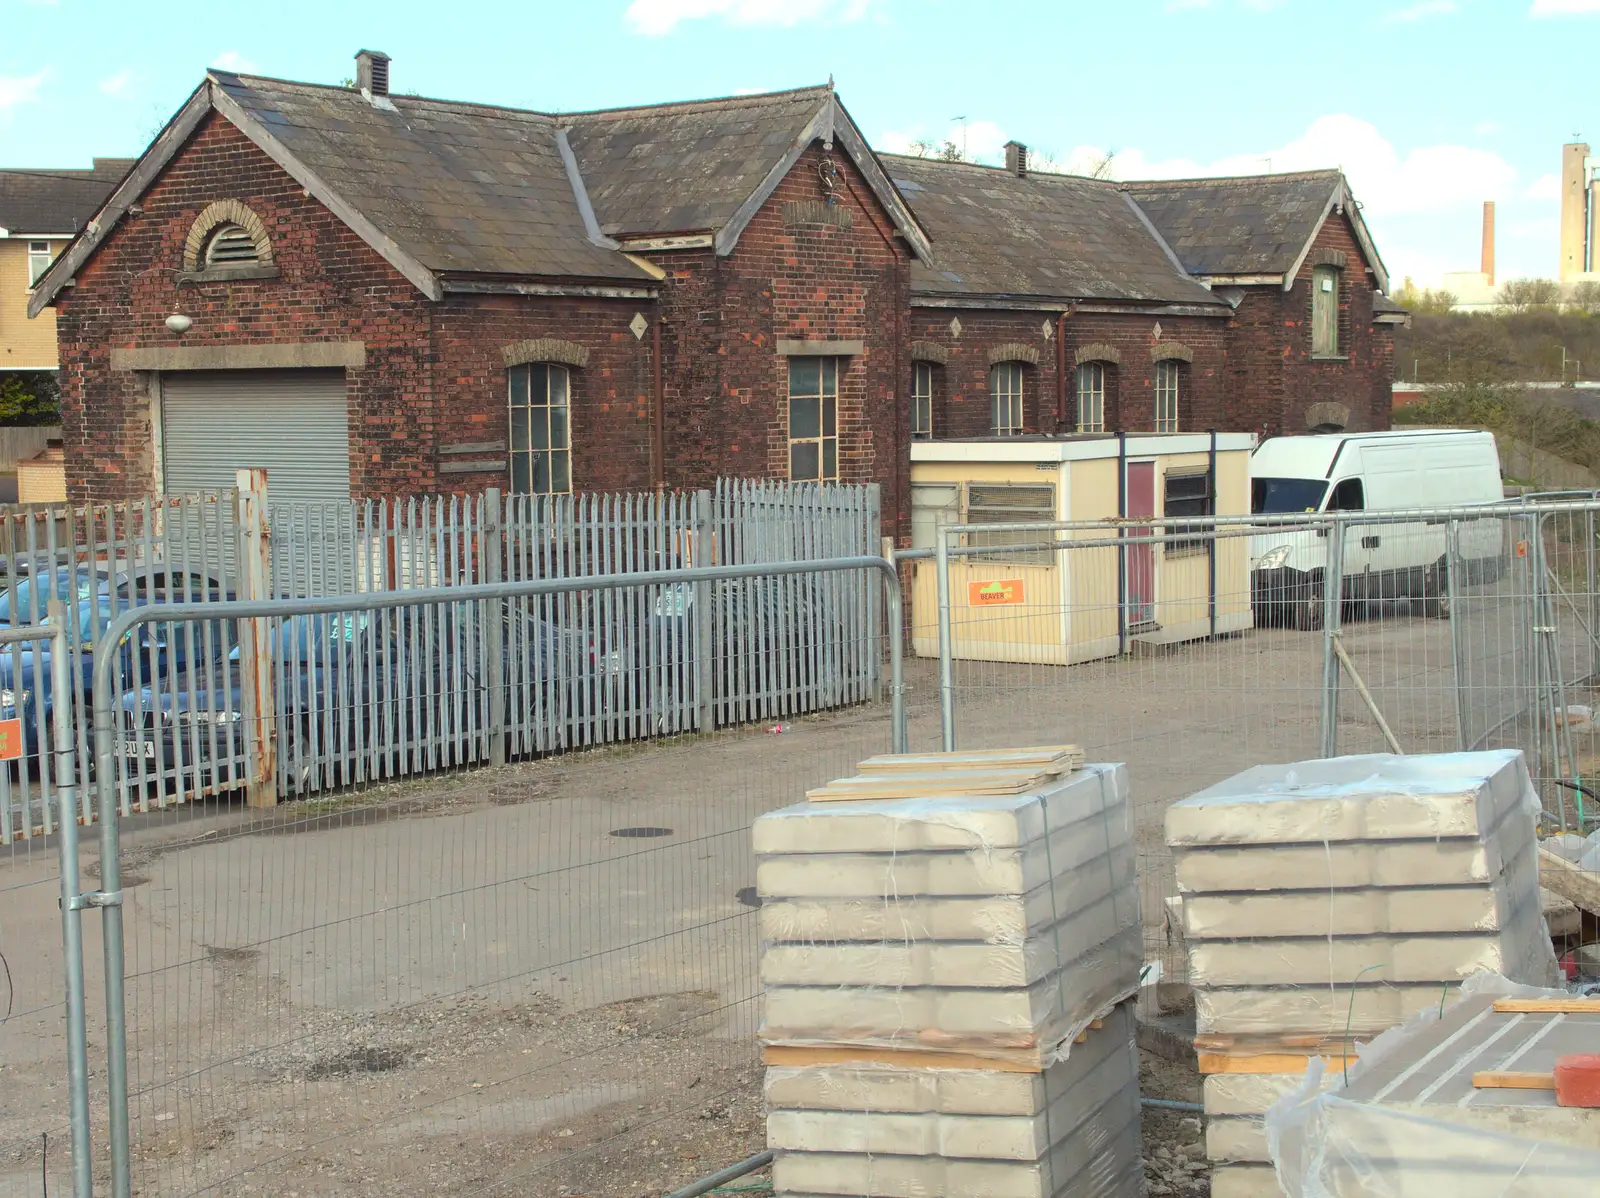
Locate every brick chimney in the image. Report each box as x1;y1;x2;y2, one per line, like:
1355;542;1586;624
355;49;391;97
1004;140;1028;178
1480;200;1495;286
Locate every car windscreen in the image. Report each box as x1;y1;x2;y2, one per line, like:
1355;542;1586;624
1252;477;1329;514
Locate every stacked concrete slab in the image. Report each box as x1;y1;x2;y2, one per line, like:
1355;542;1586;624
756;757;1142;1198
1166;751;1559;1198
1268;989;1600;1195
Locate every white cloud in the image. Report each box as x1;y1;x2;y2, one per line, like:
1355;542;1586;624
878;119;1010;164
1526;172;1561;199
1060;114;1516;218
210;51;259;73
1508;218;1559;240
0;69;48;119
98;69;139;98
1382;0;1457;23
624;0;872;35
1531;0;1600;14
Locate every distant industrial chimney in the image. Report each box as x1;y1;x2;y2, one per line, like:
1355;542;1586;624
1004;140;1028;178
355;49;391;97
1561;141;1591;282
1480;201;1495;286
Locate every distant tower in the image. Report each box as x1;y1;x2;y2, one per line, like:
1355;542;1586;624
1561;141;1591;282
1481;200;1495;286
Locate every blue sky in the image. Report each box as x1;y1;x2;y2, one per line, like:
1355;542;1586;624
2;0;1594;288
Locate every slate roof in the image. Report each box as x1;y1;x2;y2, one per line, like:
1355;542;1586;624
0;159;133;235
214;74;654;282
885;156;1221;307
1120;170;1343;278
566;88;829;238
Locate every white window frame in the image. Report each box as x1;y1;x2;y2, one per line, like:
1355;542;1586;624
1154;360;1180;433
989;362;1025;436
1076;362;1106;432
788;356;840;482
508;362;573;496
27;240;52;287
912;361;934;440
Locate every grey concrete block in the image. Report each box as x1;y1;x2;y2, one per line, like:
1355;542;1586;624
760;884;1138;989
754;763;1128;855
1166;751;1527;847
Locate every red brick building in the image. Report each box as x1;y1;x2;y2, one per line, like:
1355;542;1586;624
31;54;1405;540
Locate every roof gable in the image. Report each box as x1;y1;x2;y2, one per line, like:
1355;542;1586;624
887;156;1221;308
1121;170;1389;292
30;77;930;316
567;87;931;260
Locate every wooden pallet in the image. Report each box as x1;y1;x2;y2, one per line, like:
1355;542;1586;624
761;1017;1110;1075
1194;1032;1364;1076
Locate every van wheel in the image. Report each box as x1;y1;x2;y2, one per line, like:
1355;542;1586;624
1291;583;1324;631
1422;563;1452;620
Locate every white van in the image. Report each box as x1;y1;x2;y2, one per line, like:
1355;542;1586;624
1250;429;1504;628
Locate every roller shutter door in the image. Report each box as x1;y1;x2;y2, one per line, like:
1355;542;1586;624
161;369;351;503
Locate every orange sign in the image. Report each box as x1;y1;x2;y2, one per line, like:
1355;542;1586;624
1515;540;1529;558
968;579;1025;607
0;718;22;761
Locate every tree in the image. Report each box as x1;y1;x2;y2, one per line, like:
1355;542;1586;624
906;138;969;162
1393;278;1458;315
0;372;61;426
1569;280;1600;316
1497;277;1563;314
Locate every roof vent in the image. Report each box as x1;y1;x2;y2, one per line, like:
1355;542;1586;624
355;49;391;97
1004;140;1028;178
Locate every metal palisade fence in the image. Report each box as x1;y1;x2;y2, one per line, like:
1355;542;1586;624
908;495;1600;985
0;479;880;842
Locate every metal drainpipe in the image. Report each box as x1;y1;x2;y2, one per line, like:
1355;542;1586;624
1208;427;1217;639
1117;429;1127;656
652;314;666;492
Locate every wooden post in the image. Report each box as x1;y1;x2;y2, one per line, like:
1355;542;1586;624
236;468;277;807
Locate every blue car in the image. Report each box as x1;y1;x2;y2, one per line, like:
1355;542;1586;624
2;567;234;763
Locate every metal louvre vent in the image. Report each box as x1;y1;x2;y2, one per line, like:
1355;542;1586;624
204;223;260;265
966;483;1056;564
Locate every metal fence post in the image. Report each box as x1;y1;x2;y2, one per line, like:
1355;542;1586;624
1588;506;1597;684
1319;517;1345;758
936;526;956;751
693;489;715;732
1447;519;1469;751
235;468;276;807
867;483;882;704
484;487;506;767
45;604;93;1197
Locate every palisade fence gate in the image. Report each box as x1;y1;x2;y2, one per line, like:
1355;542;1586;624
0;478;880;842
907;495;1600;983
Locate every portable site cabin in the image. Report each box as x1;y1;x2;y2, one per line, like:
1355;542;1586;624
909;433;1256;665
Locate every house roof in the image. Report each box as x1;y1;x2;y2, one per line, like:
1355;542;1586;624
566;87;832;239
1121;170;1390;292
213;74;656;284
30;74;931;315
885;156;1222;308
0;159;133;235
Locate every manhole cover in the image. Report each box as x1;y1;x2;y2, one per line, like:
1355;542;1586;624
736;886;762;909
610;826;674;839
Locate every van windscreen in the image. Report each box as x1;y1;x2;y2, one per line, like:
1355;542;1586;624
1253;477;1328;514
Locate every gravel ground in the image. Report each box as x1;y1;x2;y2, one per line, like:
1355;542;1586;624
5;610;1500;1197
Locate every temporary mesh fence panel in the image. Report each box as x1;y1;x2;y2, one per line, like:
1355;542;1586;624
912;501;1600;988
